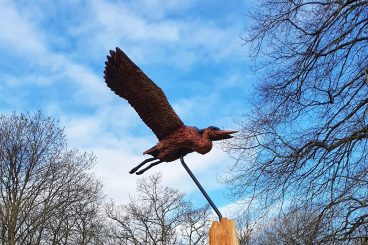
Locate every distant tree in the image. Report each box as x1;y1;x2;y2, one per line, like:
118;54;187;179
236;205;368;245
236;212;255;245
106;173;211;245
0;112;105;244
227;0;367;243
180;203;210;245
254;205;327;245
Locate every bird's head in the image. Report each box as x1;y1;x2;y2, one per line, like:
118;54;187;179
198;126;238;141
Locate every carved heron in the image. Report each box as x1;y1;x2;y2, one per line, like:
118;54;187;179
104;47;237;175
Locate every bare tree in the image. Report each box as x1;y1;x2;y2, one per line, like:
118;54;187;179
0;112;106;244
253;205;328;245
237;205;368;245
227;0;368;243
106;174;210;245
236;212;255;245
180;204;211;245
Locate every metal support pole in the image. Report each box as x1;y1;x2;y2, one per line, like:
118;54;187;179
180;156;223;221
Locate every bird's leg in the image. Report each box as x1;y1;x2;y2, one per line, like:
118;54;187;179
135;160;163;175
129;158;156;174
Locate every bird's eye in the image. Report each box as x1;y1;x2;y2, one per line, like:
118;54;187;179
208;126;220;130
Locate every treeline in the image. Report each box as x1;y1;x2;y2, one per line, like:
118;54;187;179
0;112;210;245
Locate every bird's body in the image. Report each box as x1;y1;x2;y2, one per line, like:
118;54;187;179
144;126;212;162
104;47;237;174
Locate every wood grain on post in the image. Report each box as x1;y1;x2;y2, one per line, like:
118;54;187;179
209;218;239;245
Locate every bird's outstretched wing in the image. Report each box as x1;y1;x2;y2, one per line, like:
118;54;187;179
104;47;184;140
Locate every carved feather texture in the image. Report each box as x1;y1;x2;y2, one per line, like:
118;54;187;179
145;126;213;162
104;47;184;140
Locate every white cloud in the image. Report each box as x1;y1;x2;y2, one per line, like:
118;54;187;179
61;0;245;69
63;61;112;106
91;0;180;43
128;0;194;20
0;3;113;109
219;199;252;218
0;0;46;56
92;147;142;203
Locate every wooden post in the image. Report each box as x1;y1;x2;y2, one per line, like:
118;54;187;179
209;218;239;245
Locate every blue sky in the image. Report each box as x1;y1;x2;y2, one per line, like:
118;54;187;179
0;0;253;213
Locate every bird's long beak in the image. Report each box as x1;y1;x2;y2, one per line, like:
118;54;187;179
212;130;238;141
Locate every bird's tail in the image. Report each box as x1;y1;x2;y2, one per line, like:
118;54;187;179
143;146;159;157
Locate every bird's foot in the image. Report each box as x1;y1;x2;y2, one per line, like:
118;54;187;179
135;170;145;175
129;157;156;174
135;160;163;175
129;166;140;174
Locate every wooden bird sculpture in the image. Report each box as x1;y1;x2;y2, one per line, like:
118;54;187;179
104;47;237;175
